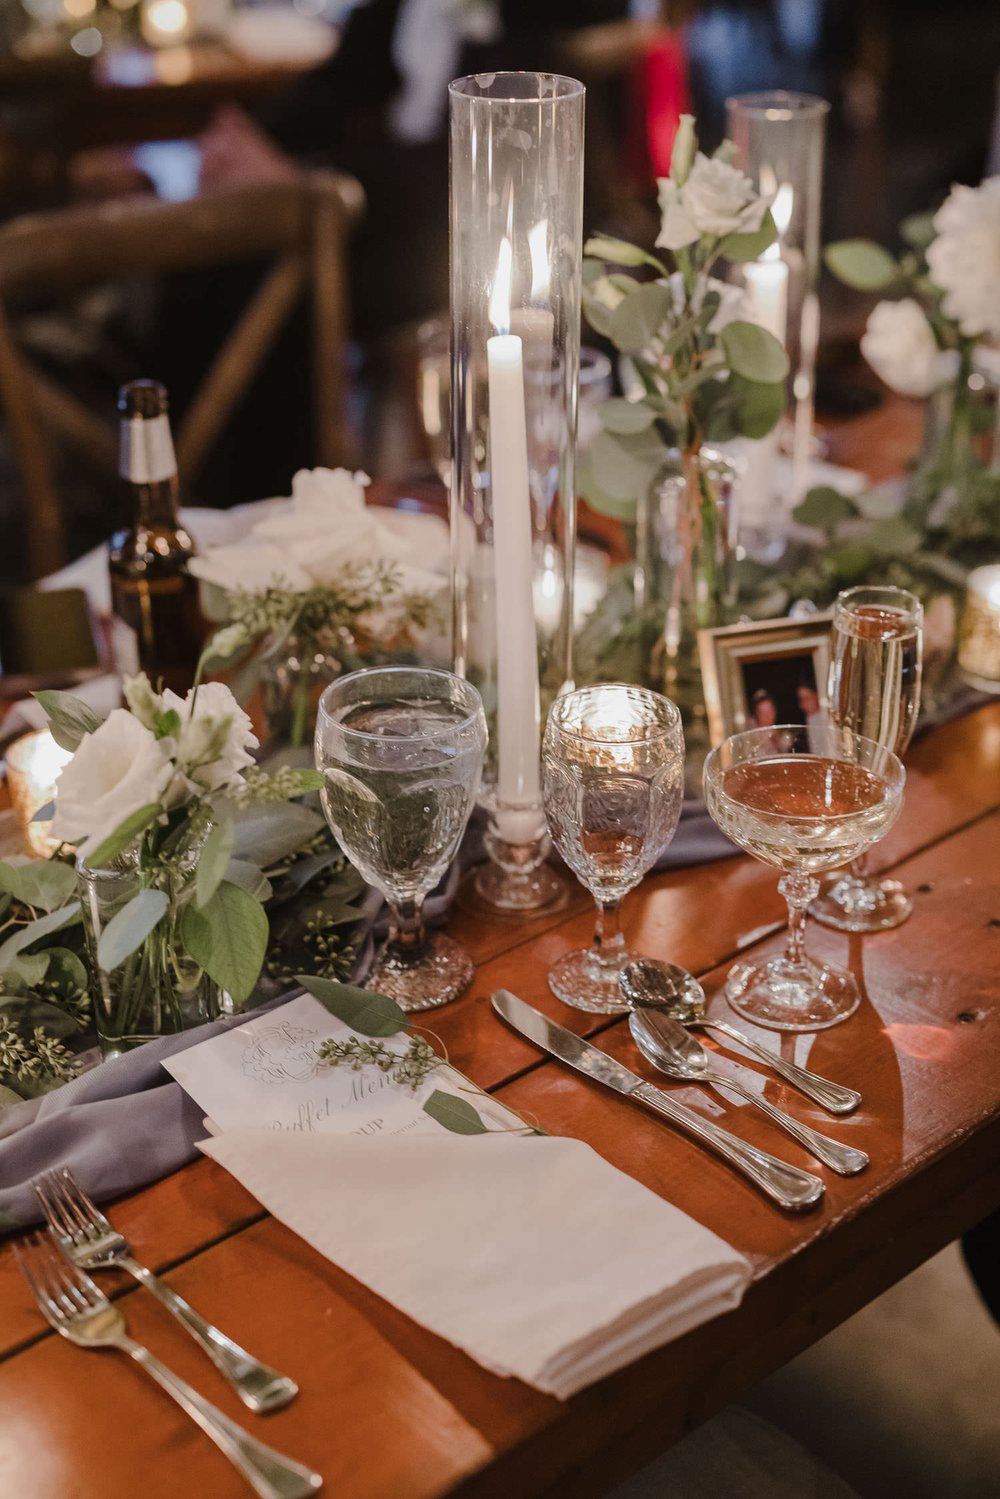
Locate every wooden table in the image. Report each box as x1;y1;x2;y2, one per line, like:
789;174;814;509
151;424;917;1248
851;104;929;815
1;402;998;1498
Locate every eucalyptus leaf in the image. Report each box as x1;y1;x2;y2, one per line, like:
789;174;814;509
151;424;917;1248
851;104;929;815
30;801;55;824
577;454;639;523
900;212;937;254
829;543;875;581
719;209;778;263
608;282;676;355
97;888;169;973
824;239;899;291
180;880;268;1004
0;859;77;913
598;397;656;436
2;952;50;987
581;291;614;339
32;691;103;752
0;993;81;1036
422;1090;490;1135
43;946;89;992
196;817;235;910
232;802;325;868
583;235;667;273
729;374;786;440
862;516;922;556
588;429;665;504
793;486;860;533
223;858;273;902
719;321;789;384
0;902;80;972
271;846;358;900
84;804;162;871
298;975;410;1036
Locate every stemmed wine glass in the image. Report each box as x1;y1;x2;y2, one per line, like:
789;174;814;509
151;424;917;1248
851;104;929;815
315;666;487;1010
811;585;923;932
704;725;905;1031
541;684;685;1013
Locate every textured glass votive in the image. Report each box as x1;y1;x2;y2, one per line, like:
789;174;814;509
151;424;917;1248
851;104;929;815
7;731;72;857
959;566;1000;690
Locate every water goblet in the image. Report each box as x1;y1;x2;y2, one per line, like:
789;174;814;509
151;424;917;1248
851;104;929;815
704;724;905;1032
541;684;685;1013
315;666;487;1011
811;585;923;932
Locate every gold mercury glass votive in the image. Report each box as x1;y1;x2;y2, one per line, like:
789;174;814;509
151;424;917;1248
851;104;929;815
6;731;72;858
958;565;1000;691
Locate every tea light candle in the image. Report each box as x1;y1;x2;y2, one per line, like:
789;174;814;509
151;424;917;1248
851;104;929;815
7;731;72;858
959;565;1000;689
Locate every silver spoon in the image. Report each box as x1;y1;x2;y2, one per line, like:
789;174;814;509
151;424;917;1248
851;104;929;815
620;958;861;1116
629;1007;869;1176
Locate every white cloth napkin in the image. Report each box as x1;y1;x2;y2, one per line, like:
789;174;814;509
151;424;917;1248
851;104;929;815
200;1127;751;1399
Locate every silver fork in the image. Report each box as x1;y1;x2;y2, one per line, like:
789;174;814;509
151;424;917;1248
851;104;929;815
14;1233;321;1499
33;1167;296;1413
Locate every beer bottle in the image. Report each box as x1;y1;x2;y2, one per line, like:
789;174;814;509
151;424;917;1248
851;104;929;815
109;380;203;695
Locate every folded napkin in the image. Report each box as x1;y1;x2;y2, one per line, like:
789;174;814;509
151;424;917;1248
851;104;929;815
200;1128;750;1399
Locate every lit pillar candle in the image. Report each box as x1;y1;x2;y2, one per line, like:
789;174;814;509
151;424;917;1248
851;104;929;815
487;235;542;842
6;730;73;858
740;244;789;529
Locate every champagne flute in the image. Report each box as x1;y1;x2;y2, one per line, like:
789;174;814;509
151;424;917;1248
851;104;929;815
315;667;487;1010
811;585;923;932
541;684;686;1013
704;725;905;1031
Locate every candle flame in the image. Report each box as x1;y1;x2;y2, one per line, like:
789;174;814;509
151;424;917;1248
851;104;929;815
528;219;549;303
489;235;513;336
772;182;794;238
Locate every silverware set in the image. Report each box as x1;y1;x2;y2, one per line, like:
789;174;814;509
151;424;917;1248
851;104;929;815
16;1168;322;1499
493;975;868;1213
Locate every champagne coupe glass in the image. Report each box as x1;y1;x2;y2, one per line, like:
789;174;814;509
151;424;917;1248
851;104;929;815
811;586;923;932
704;725;905;1031
541;684;685;1013
316;666;487;1011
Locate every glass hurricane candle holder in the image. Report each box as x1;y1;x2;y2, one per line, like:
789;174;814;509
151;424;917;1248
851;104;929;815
727;92;829;516
449;71;585;912
7;730;72;858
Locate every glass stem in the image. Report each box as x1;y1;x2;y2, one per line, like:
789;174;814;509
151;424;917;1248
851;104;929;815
594;898;625;970
851;850;870;880
387;896;426;961
778;873;819;966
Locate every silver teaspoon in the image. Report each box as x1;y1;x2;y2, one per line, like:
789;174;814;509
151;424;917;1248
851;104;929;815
620;958;861;1116
629;1007;868;1176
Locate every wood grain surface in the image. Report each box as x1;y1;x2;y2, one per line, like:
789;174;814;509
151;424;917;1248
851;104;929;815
1;403;998;1499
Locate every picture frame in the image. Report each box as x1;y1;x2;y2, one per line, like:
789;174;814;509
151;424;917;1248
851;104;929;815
698;612;835;746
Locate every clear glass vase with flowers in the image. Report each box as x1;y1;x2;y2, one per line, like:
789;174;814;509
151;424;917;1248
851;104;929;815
577;114;789;752
43;675;324;1055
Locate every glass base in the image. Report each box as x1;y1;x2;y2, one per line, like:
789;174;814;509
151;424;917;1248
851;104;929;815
726;951;860;1032
473;860;569;913
810;871;913;933
369;932;474;1012
548;946;641;1014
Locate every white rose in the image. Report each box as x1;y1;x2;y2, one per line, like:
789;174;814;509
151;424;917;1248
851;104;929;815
860;299;953;398
657;153;768;251
162;681;259;794
50;710;173;860
927;177;1000;339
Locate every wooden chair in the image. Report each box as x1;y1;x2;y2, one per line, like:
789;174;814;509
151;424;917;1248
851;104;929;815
0;170;364;577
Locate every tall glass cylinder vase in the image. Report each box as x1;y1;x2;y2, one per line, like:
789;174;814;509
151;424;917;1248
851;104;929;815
449;72;584;911
727;92;829;521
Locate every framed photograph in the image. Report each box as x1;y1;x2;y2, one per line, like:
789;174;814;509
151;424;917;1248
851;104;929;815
698;613;835;746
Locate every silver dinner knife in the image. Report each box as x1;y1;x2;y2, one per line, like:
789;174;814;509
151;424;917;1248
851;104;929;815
491;990;824;1212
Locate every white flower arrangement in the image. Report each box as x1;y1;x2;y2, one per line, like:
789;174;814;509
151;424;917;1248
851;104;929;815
42;677;323;1004
859;298;957;400
192;467;449;674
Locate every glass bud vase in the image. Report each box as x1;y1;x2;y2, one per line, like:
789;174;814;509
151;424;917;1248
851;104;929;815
78;858;222;1057
260;630;345;750
635;445;737;783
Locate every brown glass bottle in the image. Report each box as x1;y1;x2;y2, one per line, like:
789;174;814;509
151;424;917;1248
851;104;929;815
109;380;203;696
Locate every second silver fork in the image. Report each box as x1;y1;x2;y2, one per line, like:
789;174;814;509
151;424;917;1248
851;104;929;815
34;1166;297;1414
